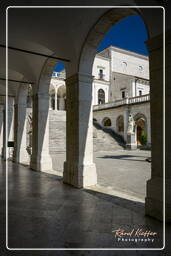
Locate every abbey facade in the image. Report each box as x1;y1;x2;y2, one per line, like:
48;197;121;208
48;46;150;149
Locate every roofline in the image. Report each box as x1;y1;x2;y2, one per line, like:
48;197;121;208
98;45;149;60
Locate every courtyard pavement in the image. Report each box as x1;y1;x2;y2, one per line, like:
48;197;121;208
51;149;151;202
0;156;170;255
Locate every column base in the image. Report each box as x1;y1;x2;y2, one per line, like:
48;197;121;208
13;150;29;164
63;161;97;188
30;154;53;172
145;177;165;221
126;134;137;150
126;143;137;150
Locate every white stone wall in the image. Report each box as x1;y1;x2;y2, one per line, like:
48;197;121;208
93;81;110;105
111;47;149;79
51;47;150;106
92;56;110;81
93;102;151;144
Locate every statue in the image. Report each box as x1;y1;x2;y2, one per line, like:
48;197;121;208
127;114;135;135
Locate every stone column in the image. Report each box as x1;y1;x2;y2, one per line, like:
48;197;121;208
0;105;4;156
49;95;52;110
55;88;57;110
63;73;97;188
123;106;129;141
30;93;52;171
2;97;14;160
13;99;29;164
59;97;65;110
145;33;168;221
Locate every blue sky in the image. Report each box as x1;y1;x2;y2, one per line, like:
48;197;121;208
55;15;148;72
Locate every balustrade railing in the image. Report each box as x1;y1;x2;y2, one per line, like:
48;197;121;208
93;94;150;111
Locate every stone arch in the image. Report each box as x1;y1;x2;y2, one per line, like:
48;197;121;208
78;8;151;75
116;115;124;133
98;88;105;104
35;57;58;95
102;117;112;127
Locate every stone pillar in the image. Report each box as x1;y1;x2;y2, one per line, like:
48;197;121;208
2;97;14;160
30;93;52;171
13;100;29;164
55;88;57;110
123;107;129;141
63;73;97;188
145;33;168;221
59;97;65;110
49;95;52;110
0;105;4;156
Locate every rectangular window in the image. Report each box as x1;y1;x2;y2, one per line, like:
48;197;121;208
99;69;104;79
122;91;125;99
139;90;142;96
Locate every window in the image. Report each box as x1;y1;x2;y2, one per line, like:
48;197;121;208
103;118;112;127
99;69;104;79
98;89;105;104
122;61;127;68
138;65;143;71
139;90;142;96
122;91;125;99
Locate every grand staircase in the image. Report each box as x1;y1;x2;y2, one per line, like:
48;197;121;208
93;119;126;152
49;111;126;154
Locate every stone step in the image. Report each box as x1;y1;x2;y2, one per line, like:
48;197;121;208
49;111;125;154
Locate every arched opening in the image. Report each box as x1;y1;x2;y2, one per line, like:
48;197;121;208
79;10;152;212
134;113;147;146
102;117;112;127
98;88;105;104
116;115;124;133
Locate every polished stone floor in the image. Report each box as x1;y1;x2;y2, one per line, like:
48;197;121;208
0;159;170;256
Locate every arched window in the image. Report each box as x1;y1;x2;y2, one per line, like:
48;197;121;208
102;117;111;127
98;89;105;104
117;115;124;132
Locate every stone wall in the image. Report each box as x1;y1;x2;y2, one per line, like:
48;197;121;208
93;101;151;144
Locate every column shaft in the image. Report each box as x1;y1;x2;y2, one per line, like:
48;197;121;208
145;33;166;221
30;93;52;171
63;73;97;188
13;103;29;163
0;105;4;156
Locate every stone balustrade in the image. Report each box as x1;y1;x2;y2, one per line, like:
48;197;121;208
93;94;150;111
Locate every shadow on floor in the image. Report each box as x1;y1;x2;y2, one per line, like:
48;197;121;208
97;154;150;162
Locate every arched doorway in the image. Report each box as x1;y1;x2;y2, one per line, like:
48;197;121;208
116;115;124;133
134;113;147;146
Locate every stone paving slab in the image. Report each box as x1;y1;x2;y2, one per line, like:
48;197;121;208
51;149;151;202
0;159;170;255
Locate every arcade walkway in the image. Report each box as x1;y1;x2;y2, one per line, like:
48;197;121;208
0;159;165;252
